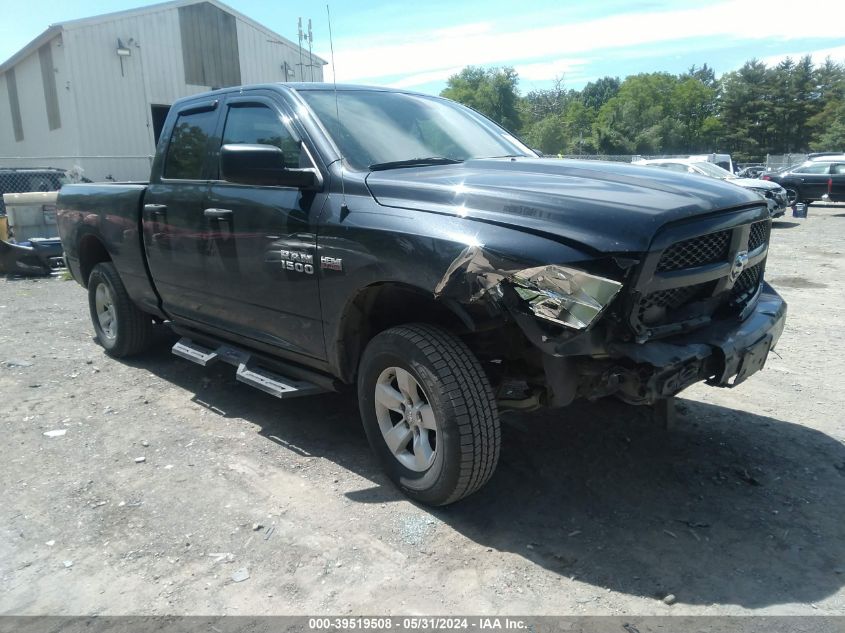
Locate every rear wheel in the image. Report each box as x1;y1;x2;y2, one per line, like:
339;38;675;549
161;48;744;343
784;188;799;206
87;262;153;358
357;323;500;505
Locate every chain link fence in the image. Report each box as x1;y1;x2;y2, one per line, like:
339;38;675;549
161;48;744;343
557;154;636;162
765;154;808;172
0;156;153;186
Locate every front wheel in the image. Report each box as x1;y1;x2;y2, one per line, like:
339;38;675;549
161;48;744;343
87;262;153;358
357;324;501;505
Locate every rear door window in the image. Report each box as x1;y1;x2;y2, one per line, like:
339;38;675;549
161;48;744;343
831;164;845;175
164;109;218;180
794;162;831;175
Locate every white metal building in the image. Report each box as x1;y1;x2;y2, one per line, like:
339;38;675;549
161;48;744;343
0;0;326;181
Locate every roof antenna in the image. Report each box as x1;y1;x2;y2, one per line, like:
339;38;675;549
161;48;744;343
326;4;348;214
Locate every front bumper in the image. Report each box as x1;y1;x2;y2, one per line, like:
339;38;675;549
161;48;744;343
606;283;787;403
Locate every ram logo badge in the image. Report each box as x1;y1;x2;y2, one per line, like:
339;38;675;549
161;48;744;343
729;250;749;286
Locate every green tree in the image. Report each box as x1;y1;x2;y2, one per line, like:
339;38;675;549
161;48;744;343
441;66;522;131
522;102;596;155
521;77;570;121
717;60;774;160
671;78;717;151
810;99;845;150
593;73;682;153
681;63;717;89
580;77;621;111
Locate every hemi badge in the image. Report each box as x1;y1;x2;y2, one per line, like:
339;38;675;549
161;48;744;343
321;256;343;272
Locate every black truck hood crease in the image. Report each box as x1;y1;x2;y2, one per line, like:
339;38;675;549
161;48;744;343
365;158;763;253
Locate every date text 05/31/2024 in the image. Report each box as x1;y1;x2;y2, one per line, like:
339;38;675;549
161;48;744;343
308;617;528;630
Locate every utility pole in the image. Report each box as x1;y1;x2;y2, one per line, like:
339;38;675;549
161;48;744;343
307;19;315;82
297;18;305;81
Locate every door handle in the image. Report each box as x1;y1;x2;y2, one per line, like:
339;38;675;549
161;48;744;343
204;208;233;219
144;203;167;216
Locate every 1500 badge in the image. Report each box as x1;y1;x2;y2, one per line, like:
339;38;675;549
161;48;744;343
267;249;314;274
265;250;343;274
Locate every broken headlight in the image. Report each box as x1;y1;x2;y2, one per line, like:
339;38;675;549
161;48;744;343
510;265;623;330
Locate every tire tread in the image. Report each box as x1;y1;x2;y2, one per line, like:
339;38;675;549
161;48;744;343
384;323;501;504
88;262;153;358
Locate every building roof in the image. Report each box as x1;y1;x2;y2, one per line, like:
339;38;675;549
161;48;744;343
0;0;326;75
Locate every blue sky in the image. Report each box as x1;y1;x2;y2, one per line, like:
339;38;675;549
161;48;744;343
2;0;843;95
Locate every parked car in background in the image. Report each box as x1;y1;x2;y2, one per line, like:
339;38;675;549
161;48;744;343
634;158;788;218
737;164;766;179
762;156;845;205
688;153;735;173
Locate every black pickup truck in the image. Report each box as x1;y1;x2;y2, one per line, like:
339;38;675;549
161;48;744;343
57;83;787;505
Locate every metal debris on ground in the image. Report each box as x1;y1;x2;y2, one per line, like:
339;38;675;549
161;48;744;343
5;359;33;368
43;429;66;438
231;568;250;583
134;456;146;463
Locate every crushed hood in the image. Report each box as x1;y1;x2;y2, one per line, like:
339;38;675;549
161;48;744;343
730;177;782;190
365;158;763;253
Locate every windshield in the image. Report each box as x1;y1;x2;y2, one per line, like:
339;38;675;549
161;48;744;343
298;89;535;171
690;161;735;179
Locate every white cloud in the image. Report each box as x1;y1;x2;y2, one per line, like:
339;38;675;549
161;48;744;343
759;44;845;68
386;66;465;89
321;0;844;86
514;58;590;82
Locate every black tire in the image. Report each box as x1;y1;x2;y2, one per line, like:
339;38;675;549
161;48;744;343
87;262;153;358
357;323;500;505
785;187;799;206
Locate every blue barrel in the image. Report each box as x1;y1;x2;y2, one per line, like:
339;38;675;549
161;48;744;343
792;203;808;218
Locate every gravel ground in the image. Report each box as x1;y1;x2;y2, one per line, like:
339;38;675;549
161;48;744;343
1;205;845;616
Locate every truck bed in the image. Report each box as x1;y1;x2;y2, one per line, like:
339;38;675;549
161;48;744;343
57;183;162;317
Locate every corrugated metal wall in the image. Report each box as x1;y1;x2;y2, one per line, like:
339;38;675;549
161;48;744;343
236;18;323;84
0;1;325;182
178;2;241;88
0;35;79;164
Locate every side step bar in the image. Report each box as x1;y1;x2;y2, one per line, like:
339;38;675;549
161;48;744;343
171;337;325;399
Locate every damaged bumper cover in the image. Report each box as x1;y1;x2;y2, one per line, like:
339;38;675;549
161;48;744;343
584;284;785;404
0;238;65;276
434;244;786;405
501;279;786;405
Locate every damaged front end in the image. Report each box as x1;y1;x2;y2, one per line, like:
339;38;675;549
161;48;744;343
0;238;65;276
434;207;787;408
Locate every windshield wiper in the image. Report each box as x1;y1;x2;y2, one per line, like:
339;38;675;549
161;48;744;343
368;157;464;171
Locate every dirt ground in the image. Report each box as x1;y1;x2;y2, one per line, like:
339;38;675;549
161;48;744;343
2;205;845;617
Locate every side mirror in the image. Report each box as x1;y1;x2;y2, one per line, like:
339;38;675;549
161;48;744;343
220;144;320;189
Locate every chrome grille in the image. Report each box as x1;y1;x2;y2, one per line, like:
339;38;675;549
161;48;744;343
748;220;770;251
656;230;731;272
638;283;712;325
629;211;770;339
732;261;764;300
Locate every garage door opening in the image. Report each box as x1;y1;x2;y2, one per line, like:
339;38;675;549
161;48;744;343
151;104;171;145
